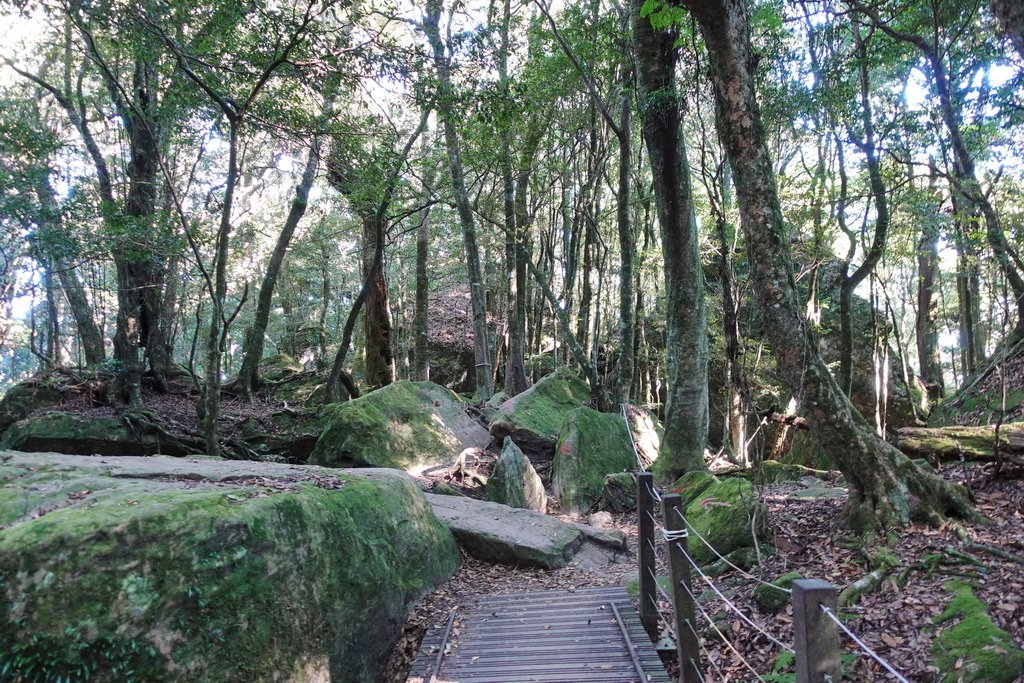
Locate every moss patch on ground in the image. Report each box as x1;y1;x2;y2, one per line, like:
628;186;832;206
0;452;458;681
930;581;1024;683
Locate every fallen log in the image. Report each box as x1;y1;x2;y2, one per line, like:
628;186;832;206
894;423;1024;464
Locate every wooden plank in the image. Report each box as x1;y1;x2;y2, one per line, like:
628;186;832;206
408;586;671;682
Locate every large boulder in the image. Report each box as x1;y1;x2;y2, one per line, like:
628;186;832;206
485;437;546;512
489;369;590;458
683;477;768;566
0;379;65;434
0;412;196;457
0;452;458;681
424;492;626;569
309;380;489;473
602;472;638;512
552;407;634;514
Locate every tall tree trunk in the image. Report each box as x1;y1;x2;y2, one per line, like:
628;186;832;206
423;0;493;400
54;257;105;366
236;135;323;398
612;85;635;407
681;0;977;529
633;0;709;479
361;213;396;388
838;34;890;396
991;0;1024;59
952;189;985;375
203;120;240;457
917;220;944;402
413;203;431;381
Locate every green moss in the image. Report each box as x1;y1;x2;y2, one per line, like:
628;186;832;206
780;430;833;470
258;354;304;382
670;471;718;507
489;369;590;450
1;454;459;681
551;407;634;514
752;460;830;484
930;581;1024;682
309;380;486;472
684;478;768;566
752;571;801;613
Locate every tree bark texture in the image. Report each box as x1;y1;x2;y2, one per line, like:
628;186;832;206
682;0;977;529
361;213;396;388
916;221;944;401
633;0;709;479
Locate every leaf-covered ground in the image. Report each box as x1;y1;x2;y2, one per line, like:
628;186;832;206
389;464;1024;682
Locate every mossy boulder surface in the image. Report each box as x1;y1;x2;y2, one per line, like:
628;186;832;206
752;571;802;613
489;369;590;457
602;472;638;512
930;581;1024;682
753;460;830;484
258;353;305;382
485;437;547;512
309;380;489;472
551;407;634;514
683;477;767;566
0;412;195;457
0;381;64;434
0;452;458;681
670;470;718;507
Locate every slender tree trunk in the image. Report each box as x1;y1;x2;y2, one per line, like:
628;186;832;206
236;135;323;398
839;36;890;396
917;220;944;402
612;86;635;407
682;0;977;529
633;0;709;479
54;257;105;366
424;0;493;400
413;203;431;381
203;121;240;457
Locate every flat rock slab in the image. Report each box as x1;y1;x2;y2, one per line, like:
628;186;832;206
424;493;627;569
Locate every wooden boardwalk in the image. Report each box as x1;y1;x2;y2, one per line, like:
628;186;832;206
407;586;671;682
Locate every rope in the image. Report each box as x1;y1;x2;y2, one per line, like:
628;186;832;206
674;540;793;652
821;606;910;683
661;527;688;542
674;506;791;594
680;580;767;681
691;619;728;683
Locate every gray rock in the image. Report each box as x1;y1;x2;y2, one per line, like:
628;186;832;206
485;437;547;512
587;511;614;528
424;493;626;569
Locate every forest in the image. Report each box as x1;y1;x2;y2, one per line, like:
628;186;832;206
0;0;1023;680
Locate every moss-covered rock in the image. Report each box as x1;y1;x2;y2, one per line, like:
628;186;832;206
752;571;802;613
308;380;489;473
752;460;830;484
670;470;718;507
480;391;508;421
0;412;196;457
0;380;64;435
780;430;833;470
489;369;590;457
258;353;305;382
684;477;768;566
485;437;547;512
551;407;634;514
602;472;638;512
930;581;1024;682
0;452;458;681
895;423;1024;463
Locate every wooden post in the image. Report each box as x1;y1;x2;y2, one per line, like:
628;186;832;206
793;579;841;683
663;493;701;683
638;472;658;641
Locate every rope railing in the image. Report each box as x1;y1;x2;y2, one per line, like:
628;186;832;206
635;473;912;683
821;605;911;682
